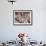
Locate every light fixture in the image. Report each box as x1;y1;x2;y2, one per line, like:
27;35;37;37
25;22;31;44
8;0;16;4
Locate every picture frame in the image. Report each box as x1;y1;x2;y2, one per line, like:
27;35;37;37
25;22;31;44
13;10;32;25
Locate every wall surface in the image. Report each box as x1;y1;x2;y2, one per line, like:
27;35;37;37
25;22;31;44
0;0;46;42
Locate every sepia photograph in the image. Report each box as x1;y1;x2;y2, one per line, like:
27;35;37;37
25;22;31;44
13;10;32;25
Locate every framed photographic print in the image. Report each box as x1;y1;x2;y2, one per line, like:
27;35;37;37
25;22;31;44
13;10;32;25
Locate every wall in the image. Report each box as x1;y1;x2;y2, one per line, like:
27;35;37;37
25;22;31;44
0;0;46;42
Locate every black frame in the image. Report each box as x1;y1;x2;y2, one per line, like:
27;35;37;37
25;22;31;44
13;10;33;26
